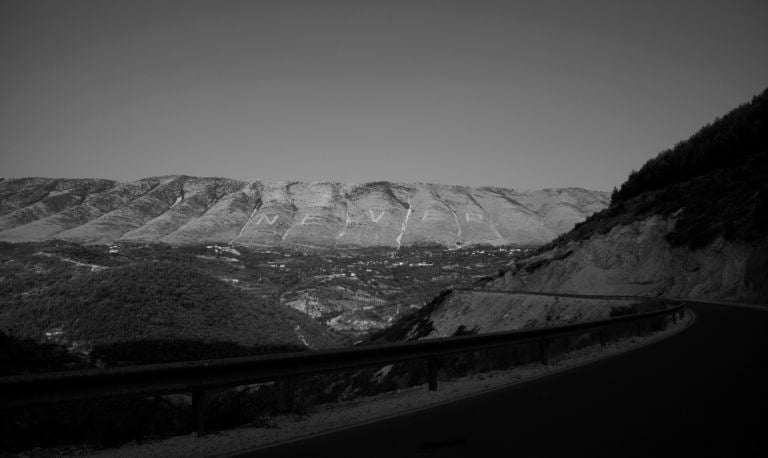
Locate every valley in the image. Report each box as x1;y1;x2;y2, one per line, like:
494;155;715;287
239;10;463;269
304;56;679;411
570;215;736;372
0;240;529;370
1;85;765;458
2;0;766;454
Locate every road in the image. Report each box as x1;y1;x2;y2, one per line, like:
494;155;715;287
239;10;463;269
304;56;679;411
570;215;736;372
239;301;768;457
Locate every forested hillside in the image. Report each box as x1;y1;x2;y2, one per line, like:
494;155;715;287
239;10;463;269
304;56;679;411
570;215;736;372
0;260;342;367
551;88;768;251
614;88;767;202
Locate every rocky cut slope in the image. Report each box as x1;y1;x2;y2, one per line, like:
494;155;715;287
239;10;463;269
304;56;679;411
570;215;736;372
0;179;608;248
491;88;768;303
482;88;768;304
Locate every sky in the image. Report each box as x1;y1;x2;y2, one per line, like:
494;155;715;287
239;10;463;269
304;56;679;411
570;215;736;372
1;0;767;191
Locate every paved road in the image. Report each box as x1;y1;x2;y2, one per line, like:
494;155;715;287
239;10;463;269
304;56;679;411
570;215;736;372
237;301;768;457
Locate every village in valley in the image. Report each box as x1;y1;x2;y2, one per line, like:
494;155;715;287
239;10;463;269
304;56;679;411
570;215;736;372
196;243;528;339
0;240;529;342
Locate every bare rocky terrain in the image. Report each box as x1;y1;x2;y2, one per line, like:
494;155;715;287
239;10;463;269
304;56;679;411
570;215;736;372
492;215;762;301
0;178;608;248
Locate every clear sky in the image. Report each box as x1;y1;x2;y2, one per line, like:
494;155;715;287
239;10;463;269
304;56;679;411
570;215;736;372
1;0;767;191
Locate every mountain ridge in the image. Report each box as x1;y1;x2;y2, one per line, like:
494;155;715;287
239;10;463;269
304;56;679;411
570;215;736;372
0;177;608;248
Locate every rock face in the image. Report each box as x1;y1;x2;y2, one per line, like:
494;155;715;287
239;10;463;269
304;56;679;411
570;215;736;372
412;291;631;338
385;215;767;340
492;215;767;303
0;176;608;248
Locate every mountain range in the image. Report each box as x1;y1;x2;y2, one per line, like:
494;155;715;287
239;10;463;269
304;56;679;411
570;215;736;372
0;178;608;248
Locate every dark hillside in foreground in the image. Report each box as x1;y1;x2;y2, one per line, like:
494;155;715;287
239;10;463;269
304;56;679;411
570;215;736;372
0;240;523;344
0;332;88;375
0;261;341;360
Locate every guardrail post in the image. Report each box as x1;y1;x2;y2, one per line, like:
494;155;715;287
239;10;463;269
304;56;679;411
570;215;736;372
540;339;550;365
427;357;439;391
599;328;606;350
278;377;294;412
192;389;208;437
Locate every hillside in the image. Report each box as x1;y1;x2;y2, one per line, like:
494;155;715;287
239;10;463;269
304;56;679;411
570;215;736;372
0;260;342;365
495;89;768;301
0;179;608;248
0;241;524;345
380;88;768;339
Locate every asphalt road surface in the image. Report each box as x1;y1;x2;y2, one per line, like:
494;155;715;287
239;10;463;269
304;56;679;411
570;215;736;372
234;301;768;457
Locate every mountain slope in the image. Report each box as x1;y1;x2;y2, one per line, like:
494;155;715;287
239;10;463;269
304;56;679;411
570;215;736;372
488;88;768;303
0;260;341;351
379;88;768;340
0;178;608;248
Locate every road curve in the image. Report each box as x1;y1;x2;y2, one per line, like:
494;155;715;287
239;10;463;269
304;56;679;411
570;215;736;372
235;300;768;457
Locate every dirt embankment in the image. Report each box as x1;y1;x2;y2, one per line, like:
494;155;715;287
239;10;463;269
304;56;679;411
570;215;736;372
416;292;631;338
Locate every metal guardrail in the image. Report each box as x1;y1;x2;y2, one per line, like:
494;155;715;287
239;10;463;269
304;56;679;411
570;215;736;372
0;295;685;435
453;288;655;301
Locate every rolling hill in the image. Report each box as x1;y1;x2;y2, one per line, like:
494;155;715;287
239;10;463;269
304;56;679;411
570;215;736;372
0;260;342;365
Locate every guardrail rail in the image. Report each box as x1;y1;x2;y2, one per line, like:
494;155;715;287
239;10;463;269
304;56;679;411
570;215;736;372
0;294;686;435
